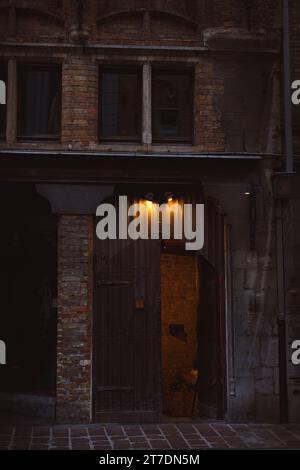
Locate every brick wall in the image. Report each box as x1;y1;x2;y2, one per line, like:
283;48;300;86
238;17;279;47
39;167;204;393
194;60;225;151
62;56;98;149
56;215;93;422
161;253;199;417
0;0;282;155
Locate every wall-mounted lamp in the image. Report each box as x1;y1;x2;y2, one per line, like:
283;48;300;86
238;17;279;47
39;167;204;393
244;185;254;196
164;192;174;203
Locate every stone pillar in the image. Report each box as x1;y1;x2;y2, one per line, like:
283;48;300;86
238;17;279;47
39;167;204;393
56;215;93;422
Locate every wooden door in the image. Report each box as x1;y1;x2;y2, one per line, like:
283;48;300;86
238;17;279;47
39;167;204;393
93;237;161;422
197;254;223;419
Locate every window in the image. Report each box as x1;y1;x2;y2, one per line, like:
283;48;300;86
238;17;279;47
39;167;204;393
100;67;141;141
0;65;7;139
152;69;193;143
18;65;61;140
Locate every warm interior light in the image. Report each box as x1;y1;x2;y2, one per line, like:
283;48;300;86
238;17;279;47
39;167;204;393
245;191;251;196
168;197;173;203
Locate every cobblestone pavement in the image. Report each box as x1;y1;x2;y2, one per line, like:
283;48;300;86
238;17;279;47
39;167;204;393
1;423;300;450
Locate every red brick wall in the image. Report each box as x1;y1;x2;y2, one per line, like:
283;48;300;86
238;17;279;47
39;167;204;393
56;215;93;422
62;56;98;148
161;253;199;417
194;61;225;151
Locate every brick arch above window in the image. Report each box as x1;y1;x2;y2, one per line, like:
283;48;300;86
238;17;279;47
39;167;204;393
97;0;198;21
96;8;198;43
0;0;65;41
0;0;64;21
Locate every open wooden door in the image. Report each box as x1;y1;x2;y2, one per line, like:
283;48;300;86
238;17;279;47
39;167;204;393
197;254;223;419
93;237;161;422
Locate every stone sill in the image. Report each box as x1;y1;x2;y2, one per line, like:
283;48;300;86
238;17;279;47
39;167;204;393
203;27;280;52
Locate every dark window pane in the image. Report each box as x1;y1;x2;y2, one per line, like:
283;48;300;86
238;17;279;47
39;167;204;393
0;66;6;138
152;71;193;142
18;66;60;139
100;70;141;140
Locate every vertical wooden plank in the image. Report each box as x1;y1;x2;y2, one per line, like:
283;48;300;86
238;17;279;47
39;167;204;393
197;255;221;418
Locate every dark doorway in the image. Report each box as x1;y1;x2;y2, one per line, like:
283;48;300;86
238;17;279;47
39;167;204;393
0;184;57;415
93;237;161;422
93;190;225;422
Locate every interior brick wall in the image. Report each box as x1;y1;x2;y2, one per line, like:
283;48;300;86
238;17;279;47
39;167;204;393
161;253;199;417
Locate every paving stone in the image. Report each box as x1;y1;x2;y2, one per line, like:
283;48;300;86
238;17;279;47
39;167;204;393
141;425;161;434
129;437;148;443
71;443;91;449
123;425;143;436
113;441;132;449
105;425;124;436
0;427;13;435
15;427;33;437
91;439;110;445
149;439;171;449
131;443;151;449
94;445;113;450
70;428;88;437
33;427;51;436
88;429;106;437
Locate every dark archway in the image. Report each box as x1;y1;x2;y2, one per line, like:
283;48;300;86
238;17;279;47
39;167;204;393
0;184;57;416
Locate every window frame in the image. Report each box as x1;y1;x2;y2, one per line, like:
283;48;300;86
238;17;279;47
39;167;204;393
0;63;7;140
99;65;143;143
17;63;62;142
151;67;194;144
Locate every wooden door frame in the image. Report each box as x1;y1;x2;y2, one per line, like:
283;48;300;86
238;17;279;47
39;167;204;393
91;202;227;422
